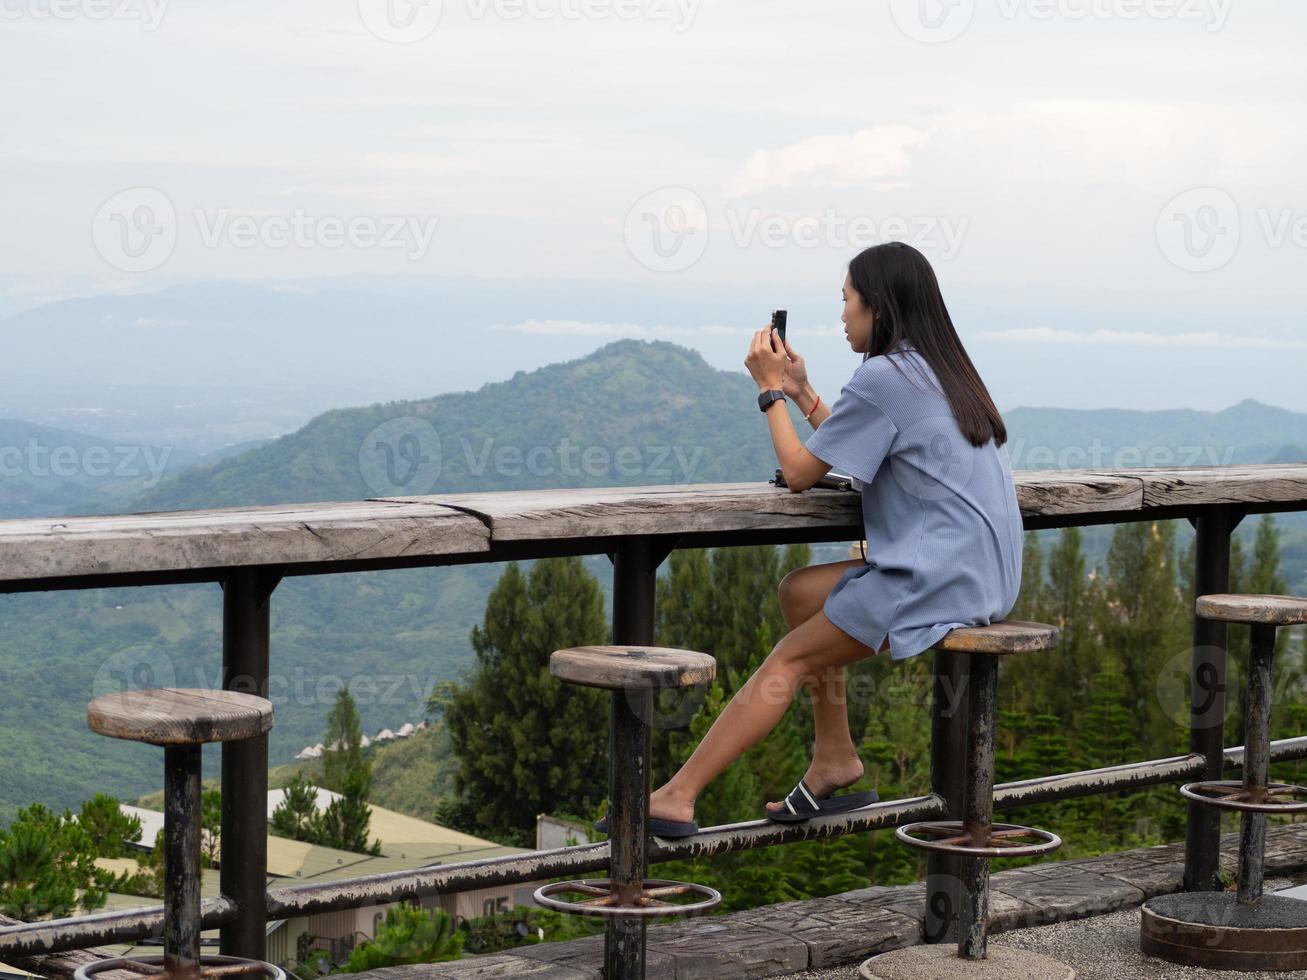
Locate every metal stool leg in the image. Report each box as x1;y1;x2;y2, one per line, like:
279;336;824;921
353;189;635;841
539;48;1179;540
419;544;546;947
163;745;202;980
606;687;652;980
1239;623;1276;905
925;649;966;945
959;653;997;960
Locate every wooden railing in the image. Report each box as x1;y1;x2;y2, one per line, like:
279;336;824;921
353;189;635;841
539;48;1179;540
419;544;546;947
2;465;1307;970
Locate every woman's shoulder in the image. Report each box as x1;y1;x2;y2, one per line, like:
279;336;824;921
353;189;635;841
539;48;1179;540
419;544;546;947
848;346;936;402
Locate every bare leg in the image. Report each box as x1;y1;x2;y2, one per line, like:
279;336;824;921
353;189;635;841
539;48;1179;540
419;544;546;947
780;560;866;764
649;594;885;824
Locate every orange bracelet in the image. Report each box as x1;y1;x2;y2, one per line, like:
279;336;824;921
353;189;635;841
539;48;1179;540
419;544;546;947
803;394;821;422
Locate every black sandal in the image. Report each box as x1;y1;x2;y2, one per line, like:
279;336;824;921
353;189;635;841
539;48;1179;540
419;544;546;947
593;811;700;839
765;778;879;823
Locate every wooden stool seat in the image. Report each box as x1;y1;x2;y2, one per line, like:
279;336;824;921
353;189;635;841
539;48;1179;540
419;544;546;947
550;646;715;691
932;620;1060;656
87;688;274;745
1196;593;1307;627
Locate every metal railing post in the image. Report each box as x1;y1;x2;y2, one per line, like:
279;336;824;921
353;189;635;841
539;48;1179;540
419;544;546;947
606;536;661;979
1184;507;1238;892
220;568;280;960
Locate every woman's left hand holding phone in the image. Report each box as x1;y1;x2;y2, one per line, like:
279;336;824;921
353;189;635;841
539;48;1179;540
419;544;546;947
745;327;787;392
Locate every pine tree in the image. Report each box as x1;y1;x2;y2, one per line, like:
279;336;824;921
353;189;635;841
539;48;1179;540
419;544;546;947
0;804;107;920
442;558;610;845
314;769;383;856
271;773;320;841
1095;520;1189;756
77;793;142;859
1041;526;1093;718
322;688;367;794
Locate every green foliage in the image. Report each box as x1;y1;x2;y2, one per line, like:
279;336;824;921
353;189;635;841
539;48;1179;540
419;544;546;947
322;689;367;795
439;557;611;847
339;903;463;972
0;803;107;919
314;770;383;856
270;699;383;856
77;793;142;859
271;773;318;840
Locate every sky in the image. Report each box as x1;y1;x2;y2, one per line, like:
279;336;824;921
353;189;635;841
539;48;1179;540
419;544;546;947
1;0;1305;415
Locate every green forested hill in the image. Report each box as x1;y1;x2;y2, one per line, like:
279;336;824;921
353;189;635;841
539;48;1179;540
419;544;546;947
0;340;794;824
133;339;780;511
2;339;1306;825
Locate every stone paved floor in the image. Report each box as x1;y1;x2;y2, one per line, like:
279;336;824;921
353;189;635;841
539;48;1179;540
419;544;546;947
781;878;1307;979
343;823;1307;979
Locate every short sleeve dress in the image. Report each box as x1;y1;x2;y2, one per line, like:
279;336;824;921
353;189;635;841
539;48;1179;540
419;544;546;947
802;344;1024;662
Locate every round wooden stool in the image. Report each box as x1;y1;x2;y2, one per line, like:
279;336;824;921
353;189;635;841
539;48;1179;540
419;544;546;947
862;621;1073;979
78;689;279;980
1140;594;1307;971
534;646;721;980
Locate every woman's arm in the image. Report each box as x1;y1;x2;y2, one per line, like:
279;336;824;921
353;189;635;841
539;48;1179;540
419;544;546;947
746;328;833;493
761;395;833;492
792;382;831;429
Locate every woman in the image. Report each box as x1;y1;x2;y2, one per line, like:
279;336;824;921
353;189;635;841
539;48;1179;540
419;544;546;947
605;241;1024;839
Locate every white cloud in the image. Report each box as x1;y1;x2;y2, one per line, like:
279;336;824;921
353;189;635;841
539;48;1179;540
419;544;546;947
726;126;930;197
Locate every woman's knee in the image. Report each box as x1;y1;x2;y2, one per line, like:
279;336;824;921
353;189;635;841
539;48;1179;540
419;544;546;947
777;568;807;617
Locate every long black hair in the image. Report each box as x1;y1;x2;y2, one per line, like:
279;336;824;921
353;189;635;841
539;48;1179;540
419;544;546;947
848;242;1008;449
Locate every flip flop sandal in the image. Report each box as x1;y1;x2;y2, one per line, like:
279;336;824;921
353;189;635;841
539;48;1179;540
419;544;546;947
593;812;700;839
765;778;880;823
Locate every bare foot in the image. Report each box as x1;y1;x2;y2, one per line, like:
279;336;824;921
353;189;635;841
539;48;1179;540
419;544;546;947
649;784;695;824
765;755;866;814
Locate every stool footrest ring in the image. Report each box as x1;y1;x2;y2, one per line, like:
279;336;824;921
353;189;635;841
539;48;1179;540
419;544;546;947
533;877;721;918
1179;780;1307;813
895;820;1062;858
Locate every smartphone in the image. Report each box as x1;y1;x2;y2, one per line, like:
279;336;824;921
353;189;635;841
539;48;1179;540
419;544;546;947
770;309;787;346
771;467;855;492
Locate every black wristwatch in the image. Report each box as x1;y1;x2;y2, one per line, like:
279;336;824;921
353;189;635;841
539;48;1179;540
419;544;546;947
758;389;786;413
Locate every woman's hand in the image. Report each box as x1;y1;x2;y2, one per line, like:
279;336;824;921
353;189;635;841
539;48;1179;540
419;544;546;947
779;338;808;400
745;327;787;391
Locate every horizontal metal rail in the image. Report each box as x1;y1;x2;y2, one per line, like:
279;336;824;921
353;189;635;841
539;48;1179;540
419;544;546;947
8;738;1307;957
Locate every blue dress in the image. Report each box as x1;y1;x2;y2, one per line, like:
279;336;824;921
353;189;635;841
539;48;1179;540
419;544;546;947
802;344;1024;661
